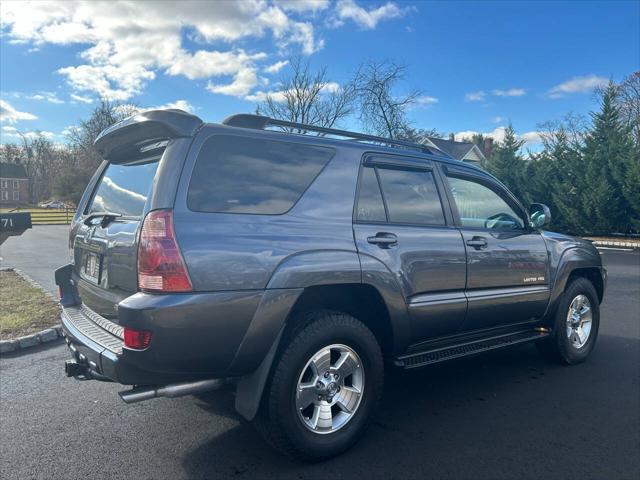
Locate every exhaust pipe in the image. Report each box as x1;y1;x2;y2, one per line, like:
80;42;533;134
119;378;227;404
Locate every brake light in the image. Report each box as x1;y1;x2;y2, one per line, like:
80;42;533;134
123;327;152;349
138;209;193;292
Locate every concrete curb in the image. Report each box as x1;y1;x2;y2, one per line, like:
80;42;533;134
0;267;63;355
586;239;640;249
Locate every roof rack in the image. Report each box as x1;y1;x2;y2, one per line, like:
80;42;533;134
221;114;447;157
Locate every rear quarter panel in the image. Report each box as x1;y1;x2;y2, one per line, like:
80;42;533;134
172;125;363;292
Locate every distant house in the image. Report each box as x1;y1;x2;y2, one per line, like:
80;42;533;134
0;162;29;206
420;136;493;166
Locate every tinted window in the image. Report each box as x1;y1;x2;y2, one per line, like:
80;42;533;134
356;167;386;222
447;176;524;230
377;168;445;225
88;161;159;217
188;136;334;214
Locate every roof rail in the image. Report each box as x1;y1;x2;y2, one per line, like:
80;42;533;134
222;114;447;156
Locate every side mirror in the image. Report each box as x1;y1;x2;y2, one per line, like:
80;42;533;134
529;203;551;228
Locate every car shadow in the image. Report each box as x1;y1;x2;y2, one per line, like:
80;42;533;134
180;334;640;479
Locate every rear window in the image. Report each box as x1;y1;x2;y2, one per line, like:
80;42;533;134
188;135;334;214
377;168;445;225
88;161;159;217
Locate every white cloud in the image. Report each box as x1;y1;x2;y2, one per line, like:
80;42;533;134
70;93;93;104
245;90;288;103
264;60;289;74
167;50;267;80
466;91;486;102
244;81;341;103
415;95;438;106
274;0;330;13
27;91;64;104
334;0;409;29
548;75;608;98
207;68;261;97
150;100;194;113
453;126;542;147
1;1;324;100
492;88;525;97
1;127;54;140
492;116;504;123
60;125;76;136
0;100;38;123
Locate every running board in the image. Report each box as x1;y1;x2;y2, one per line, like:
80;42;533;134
395;329;550;369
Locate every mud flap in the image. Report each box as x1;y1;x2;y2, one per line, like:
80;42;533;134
234;327;284;421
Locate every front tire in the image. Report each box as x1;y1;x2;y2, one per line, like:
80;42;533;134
537;277;600;364
255;311;384;462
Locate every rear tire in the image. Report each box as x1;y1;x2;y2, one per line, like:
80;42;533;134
255;311;384;462
536;277;600;365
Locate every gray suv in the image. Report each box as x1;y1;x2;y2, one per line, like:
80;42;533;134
57;109;606;461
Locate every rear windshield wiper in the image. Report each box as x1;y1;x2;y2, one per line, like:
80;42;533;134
83;211;122;227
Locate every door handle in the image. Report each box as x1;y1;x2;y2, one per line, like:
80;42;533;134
466;236;488;249
367;232;398;248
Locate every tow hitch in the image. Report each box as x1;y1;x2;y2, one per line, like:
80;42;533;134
65;359;90;379
64;358;113;382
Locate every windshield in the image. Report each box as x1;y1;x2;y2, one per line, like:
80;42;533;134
88;161;159;218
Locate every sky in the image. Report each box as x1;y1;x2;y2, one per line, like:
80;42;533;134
1;0;639;149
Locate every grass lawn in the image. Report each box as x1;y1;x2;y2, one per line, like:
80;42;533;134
0;270;60;340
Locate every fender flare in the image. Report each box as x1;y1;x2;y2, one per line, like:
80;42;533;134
234;250;410;420
544;246;603;317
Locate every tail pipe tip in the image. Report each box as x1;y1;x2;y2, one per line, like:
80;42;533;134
119;378;227;404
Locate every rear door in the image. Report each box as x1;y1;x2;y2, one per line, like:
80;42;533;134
73;158;160;318
353;155;467;343
440;165;550;331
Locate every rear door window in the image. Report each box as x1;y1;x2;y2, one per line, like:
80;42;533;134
188;135;334;214
88;161;159;218
377;168;446;225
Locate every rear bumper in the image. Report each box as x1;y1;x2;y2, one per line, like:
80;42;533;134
56;263;302;387
61;304;188;385
60;288;265;385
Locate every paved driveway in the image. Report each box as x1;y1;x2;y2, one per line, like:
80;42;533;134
0;225;69;295
0;234;638;479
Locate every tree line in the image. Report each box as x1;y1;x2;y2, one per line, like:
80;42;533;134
480;75;639;235
0;60;637;236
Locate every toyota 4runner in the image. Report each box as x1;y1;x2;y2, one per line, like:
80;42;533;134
57;109;606;461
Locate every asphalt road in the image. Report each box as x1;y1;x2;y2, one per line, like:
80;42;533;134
1;232;638;479
0;225;70;295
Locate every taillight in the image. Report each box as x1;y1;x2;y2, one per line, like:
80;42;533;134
138;209;192;292
123;327;152;349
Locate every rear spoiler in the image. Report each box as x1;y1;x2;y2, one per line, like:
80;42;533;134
94;109;203;163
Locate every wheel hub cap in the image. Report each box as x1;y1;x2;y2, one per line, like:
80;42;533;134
565;294;593;349
295;344;365;434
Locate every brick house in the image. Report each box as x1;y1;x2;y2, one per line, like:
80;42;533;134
0;162;29;206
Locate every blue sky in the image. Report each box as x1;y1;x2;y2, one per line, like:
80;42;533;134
1;0;638;148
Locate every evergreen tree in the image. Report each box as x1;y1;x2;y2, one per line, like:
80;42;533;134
485;124;527;203
527;129;585;233
583;82;636;234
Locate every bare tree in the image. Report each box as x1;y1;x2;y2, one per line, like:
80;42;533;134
614;72;640;145
67;100;139;170
352;60;421;139
538;112;589;151
256;57;354;131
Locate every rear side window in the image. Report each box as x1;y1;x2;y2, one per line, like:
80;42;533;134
356;167;386;222
188;135;334;214
377;168;445;225
88;161;159;218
